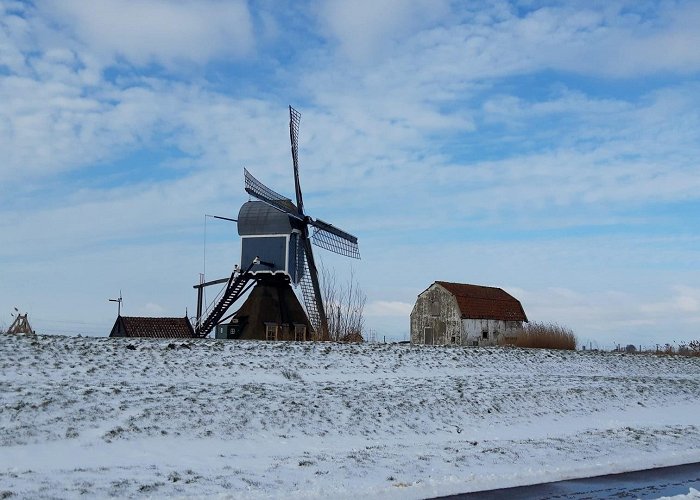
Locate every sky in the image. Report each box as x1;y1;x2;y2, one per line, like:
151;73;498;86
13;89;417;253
1;0;699;348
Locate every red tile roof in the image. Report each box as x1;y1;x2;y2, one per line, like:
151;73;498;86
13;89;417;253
435;281;528;322
111;316;195;338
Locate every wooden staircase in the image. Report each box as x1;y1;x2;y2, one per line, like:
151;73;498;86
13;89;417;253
195;272;254;338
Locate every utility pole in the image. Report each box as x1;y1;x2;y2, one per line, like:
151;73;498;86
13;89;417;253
109;290;123;316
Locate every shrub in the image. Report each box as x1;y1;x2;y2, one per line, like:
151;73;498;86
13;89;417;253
280;368;302;381
639;341;700;357
340;331;364;343
500;322;577;350
669;341;700;357
689;340;700;356
320;264;366;342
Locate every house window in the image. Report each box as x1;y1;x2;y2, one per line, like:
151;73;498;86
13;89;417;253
294;324;306;341
482;330;488;340
472;340;478;347
430;300;439;316
265;323;278;341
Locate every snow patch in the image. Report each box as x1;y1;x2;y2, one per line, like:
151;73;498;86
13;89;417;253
1;335;699;498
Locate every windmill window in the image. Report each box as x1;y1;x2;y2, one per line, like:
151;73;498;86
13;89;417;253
280;325;290;341
265;323;278;341
294;324;306;341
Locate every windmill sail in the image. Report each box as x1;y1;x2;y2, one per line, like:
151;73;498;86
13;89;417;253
310;219;360;259
298;240;326;339
289;106;304;214
244;168;302;219
293;231;306;285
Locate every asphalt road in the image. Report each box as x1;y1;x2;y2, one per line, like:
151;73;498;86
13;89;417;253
434;462;700;499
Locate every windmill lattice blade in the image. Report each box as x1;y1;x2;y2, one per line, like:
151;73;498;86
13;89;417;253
244;168;302;220
293;233;305;285
311;219;358;243
311;219;360;259
298;241;323;338
289;106;304;214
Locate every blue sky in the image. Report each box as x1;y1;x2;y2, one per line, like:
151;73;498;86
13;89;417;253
1;0;699;347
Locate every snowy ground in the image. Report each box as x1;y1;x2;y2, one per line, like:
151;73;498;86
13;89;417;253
1;335;699;499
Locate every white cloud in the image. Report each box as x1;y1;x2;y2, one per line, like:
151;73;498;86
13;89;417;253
142;302;166;315
316;0;450;63
510;284;700;347
0;4;32;74
365;300;414;317
2;1;700;349
490;2;700;78
40;0;254;67
640;286;700;315
312;0;700;117
0;76;138;181
0;67;291;185
289;4;700;236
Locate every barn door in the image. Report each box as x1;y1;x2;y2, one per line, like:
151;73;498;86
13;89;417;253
424;327;434;345
436;320;446;345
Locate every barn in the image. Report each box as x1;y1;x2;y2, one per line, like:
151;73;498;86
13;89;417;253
109;316;196;338
410;281;528;346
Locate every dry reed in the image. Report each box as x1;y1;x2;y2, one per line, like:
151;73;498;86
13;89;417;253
500;322;577;350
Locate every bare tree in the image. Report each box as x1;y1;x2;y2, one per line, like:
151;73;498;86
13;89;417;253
320;263;366;342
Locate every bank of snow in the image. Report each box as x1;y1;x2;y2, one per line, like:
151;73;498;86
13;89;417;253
1;335;699;498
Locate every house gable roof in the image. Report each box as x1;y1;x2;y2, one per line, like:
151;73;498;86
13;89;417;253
435;281;528;322
112;316;195;338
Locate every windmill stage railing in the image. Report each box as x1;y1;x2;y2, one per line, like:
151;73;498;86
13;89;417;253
193;260;258;338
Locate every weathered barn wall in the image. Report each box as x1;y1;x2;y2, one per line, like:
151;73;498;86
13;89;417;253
462;319;523;347
410;284;462;345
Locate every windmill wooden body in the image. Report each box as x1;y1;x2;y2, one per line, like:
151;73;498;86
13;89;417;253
194;106;360;340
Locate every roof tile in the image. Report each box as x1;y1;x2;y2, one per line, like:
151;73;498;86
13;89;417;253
435;281;528;322
119;316;195;338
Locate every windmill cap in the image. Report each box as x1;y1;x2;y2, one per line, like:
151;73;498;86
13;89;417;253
237;201;304;236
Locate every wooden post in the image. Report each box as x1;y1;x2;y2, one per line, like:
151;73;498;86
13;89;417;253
196;273;204;328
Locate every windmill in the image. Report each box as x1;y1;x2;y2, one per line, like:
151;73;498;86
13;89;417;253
193;106;360;340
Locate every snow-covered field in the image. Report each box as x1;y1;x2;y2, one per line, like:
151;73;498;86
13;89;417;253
1;335;699;499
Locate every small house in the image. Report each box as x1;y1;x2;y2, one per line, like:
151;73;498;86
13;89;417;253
410;281;527;346
109;316;196;338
